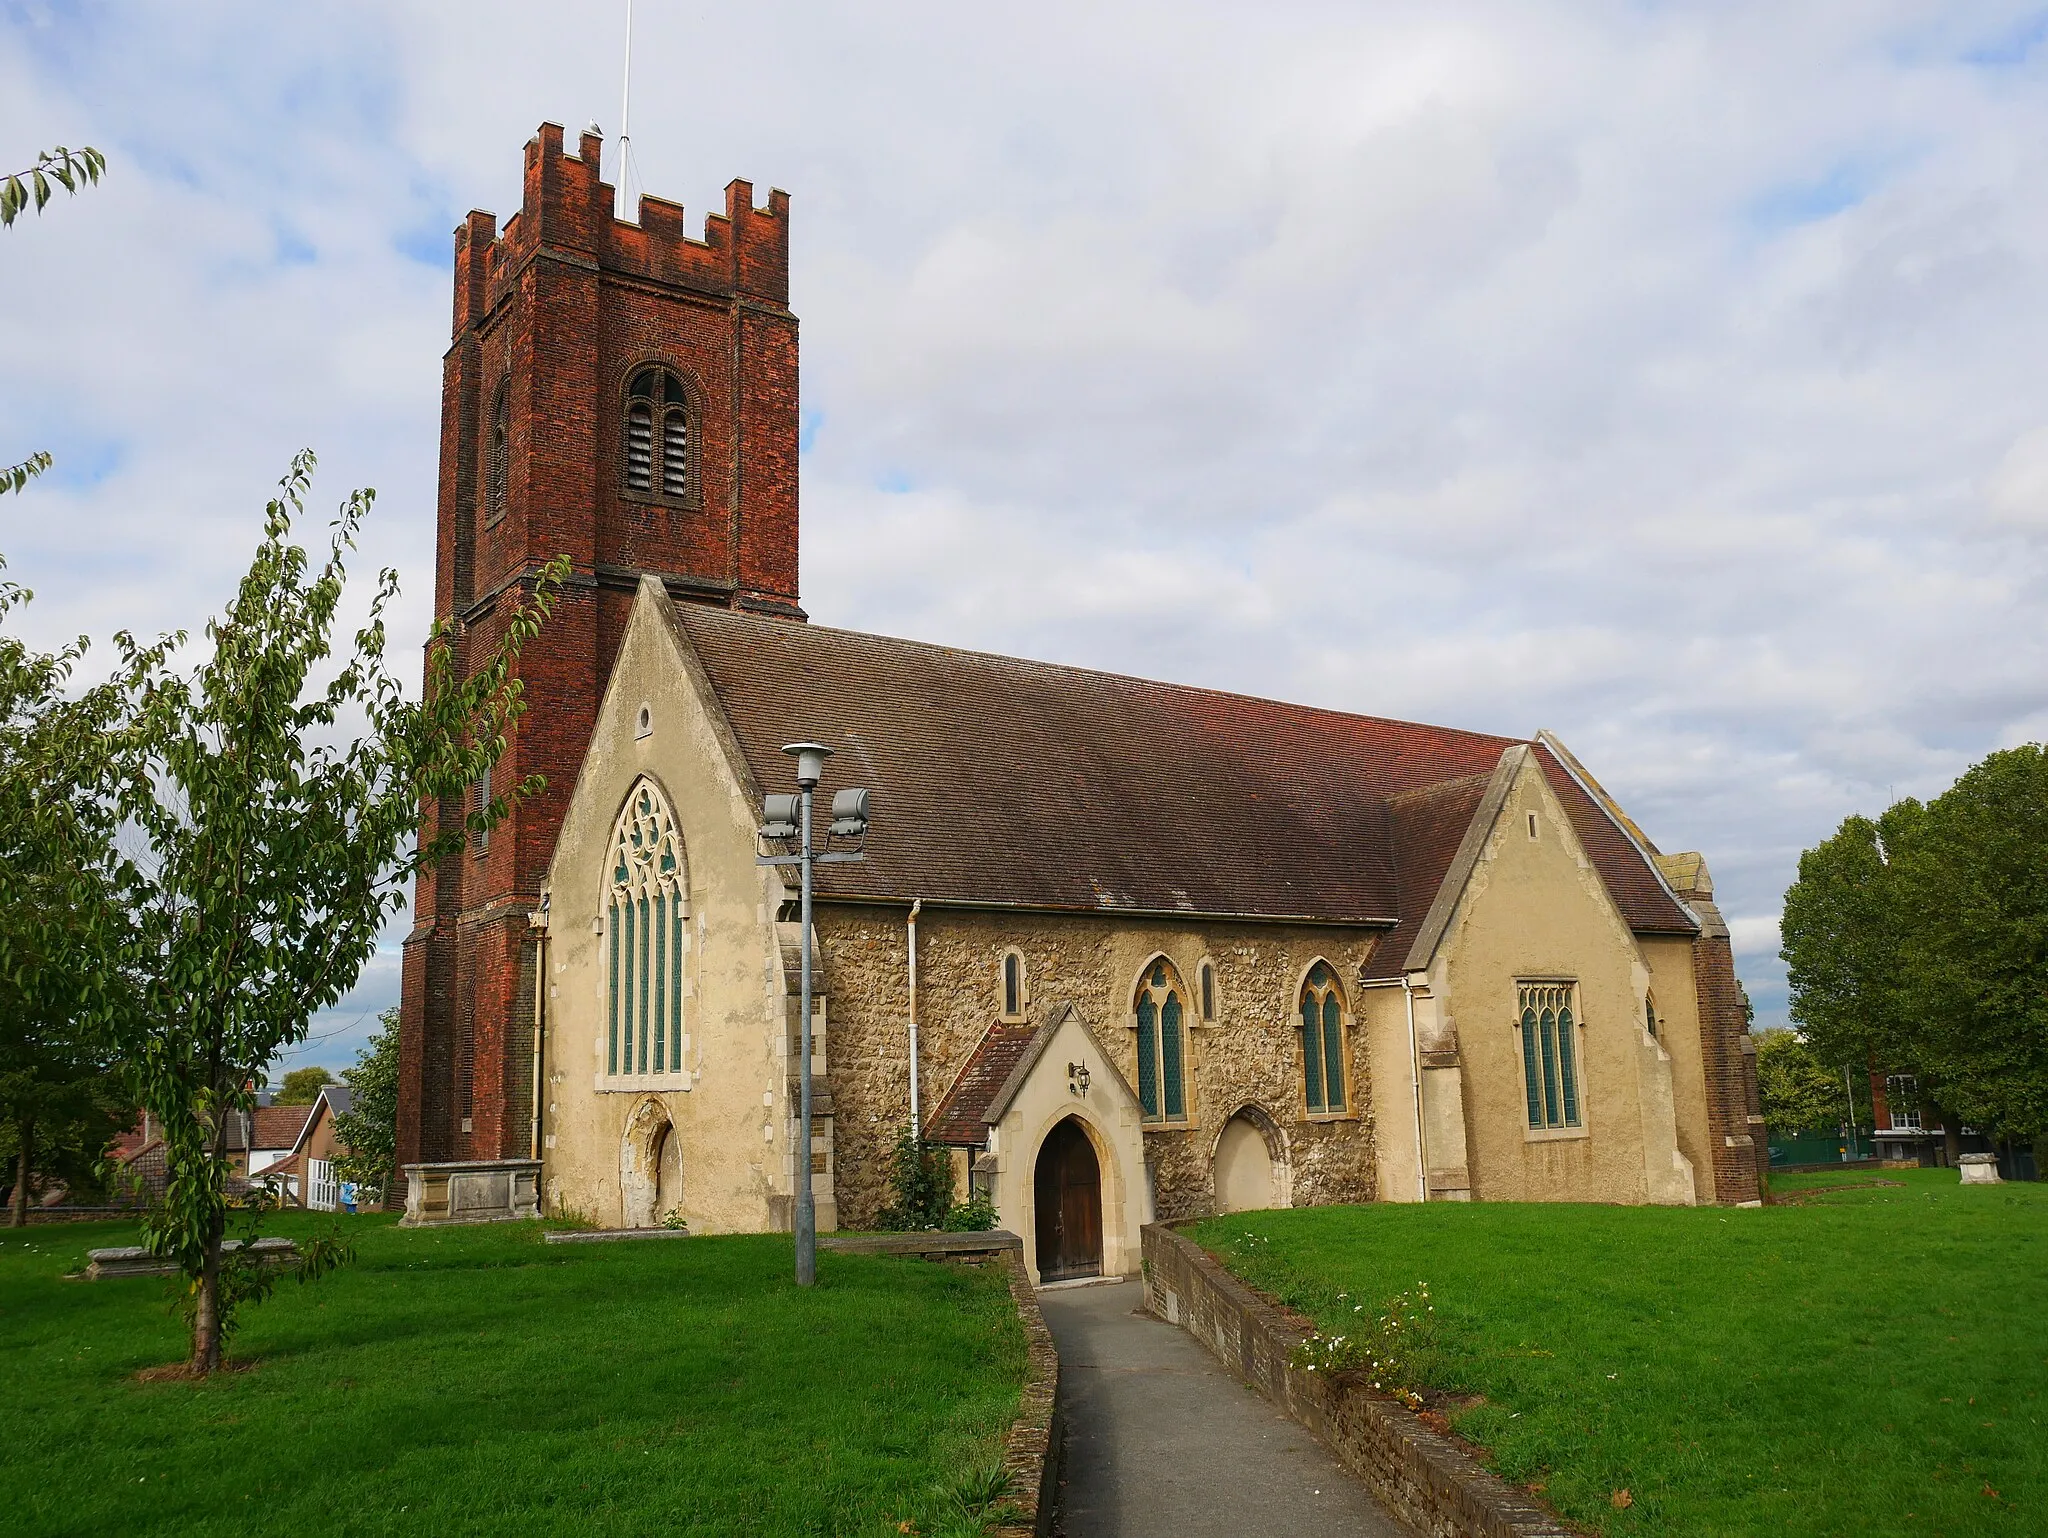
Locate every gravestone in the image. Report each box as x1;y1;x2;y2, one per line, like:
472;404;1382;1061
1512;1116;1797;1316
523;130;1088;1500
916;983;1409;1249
1958;1152;2002;1185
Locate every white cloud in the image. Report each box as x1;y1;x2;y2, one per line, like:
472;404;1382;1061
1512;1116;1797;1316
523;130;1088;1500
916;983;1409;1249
11;1;2048;1034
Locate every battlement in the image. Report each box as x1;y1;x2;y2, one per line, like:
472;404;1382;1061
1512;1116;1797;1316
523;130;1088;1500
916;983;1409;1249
450;122;789;336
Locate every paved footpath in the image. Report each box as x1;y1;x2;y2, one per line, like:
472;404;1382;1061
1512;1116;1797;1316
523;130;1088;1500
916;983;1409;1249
1039;1278;1417;1538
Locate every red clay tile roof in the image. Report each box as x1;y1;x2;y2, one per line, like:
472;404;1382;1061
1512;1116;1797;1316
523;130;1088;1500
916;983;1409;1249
1363;771;1496;979
670;604;1695;937
924;1022;1041;1145
251;1104;312;1151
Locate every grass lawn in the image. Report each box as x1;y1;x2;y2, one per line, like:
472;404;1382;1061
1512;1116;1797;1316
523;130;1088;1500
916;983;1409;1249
0;1213;1026;1537
1191;1168;2048;1538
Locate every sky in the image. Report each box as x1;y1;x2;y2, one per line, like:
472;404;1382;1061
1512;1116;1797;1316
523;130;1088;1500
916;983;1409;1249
7;1;2048;1078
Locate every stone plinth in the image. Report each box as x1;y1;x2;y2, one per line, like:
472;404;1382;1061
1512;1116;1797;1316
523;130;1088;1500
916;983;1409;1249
401;1159;541;1226
1959;1152;2003;1185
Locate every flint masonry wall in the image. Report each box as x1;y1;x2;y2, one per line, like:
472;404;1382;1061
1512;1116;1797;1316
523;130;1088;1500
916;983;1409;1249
813;905;1383;1230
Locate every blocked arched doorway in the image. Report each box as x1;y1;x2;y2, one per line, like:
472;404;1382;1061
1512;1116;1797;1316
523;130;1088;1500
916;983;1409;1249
1033;1117;1103;1283
1213;1114;1274;1213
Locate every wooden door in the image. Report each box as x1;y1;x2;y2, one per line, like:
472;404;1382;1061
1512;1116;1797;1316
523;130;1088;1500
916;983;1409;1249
1033;1118;1102;1282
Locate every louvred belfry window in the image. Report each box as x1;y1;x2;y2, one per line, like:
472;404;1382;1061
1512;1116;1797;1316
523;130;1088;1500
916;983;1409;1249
1299;963;1347;1115
486;382;509;524
1133;960;1190;1123
606;780;688;1079
624;367;693;500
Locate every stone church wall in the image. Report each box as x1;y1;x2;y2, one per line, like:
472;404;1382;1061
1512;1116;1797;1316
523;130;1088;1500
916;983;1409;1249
814;904;1383;1230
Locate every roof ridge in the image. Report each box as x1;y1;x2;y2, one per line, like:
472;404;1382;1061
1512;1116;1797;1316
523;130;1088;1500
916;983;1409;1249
677;604;1528;749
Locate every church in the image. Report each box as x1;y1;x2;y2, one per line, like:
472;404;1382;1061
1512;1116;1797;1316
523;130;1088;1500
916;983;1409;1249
395;126;1765;1280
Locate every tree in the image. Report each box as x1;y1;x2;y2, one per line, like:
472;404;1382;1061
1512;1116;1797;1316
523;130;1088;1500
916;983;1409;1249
89;453;566;1372
1783;749;2048;1168
4;146;105;497
274;1066;334;1106
0;560;133;1225
1753;1029;1862;1135
1890;747;2048;1162
333;1009;398;1205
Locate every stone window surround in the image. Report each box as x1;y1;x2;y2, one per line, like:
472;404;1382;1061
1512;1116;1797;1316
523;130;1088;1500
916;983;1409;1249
1295;957;1357;1124
1196;956;1219;1023
595;774;695;1089
1128;953;1197;1129
1516;976;1591;1144
998;946;1029;1023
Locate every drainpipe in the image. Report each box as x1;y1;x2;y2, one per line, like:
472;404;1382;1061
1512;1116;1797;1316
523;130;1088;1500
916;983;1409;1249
1403;975;1428;1203
529;898;549;1164
907;899;923;1131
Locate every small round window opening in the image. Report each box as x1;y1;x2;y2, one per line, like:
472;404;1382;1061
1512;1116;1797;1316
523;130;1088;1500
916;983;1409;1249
635;704;653;740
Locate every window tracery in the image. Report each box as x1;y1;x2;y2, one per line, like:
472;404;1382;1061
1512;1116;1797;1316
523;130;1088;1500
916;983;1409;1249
1134;959;1189;1123
606;779;688;1078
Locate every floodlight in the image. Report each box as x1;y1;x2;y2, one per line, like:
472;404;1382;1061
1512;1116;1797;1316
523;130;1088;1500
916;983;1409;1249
829;787;871;838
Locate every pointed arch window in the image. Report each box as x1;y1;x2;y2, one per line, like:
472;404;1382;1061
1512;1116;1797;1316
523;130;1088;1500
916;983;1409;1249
1133;960;1189;1123
606;780;689;1079
1000;949;1026;1021
623;366;696;503
485;379;509;526
1299;963;1347;1115
1518;981;1581;1131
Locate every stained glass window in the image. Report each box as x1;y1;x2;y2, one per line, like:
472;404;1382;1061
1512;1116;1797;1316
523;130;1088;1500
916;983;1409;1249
1300;963;1346;1114
1134;961;1189;1122
606;779;688;1079
1517;982;1581;1130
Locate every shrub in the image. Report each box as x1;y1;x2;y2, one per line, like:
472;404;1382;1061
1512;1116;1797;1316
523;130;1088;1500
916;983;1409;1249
877;1125;955;1231
943;1190;998;1232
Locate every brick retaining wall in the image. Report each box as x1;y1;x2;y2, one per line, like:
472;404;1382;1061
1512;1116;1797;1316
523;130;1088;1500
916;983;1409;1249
993;1251;1062;1537
1143;1223;1572;1538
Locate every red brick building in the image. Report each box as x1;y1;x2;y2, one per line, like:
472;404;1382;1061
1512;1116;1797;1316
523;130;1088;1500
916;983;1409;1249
396;124;801;1177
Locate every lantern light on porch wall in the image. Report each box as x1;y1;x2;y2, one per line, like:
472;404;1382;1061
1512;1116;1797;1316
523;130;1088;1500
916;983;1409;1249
1068;1061;1091;1097
756;741;871;1288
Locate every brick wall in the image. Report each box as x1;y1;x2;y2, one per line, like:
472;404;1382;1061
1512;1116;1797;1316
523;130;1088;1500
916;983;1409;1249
399;124;802;1174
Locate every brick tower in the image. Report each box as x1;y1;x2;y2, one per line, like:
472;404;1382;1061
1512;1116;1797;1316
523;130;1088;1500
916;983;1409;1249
396;124;799;1181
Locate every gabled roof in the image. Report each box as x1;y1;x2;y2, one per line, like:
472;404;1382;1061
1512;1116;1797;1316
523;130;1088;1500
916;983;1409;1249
924;1022;1041;1146
251;1104;312;1152
664;598;1696;937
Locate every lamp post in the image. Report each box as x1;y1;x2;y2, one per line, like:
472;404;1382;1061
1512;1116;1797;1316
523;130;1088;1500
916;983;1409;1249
758;742;869;1286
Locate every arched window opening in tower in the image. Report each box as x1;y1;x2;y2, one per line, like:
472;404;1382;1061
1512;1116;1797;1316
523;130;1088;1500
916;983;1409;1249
606;779;689;1078
625;366;693;500
486;381;509;525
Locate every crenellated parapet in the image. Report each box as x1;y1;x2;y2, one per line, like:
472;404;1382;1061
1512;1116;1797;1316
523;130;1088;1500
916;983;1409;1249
451;121;790;336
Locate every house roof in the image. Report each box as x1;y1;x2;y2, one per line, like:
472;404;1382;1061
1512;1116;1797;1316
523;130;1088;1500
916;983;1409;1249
924;1021;1041;1145
667;599;1697;937
251;1104;312;1152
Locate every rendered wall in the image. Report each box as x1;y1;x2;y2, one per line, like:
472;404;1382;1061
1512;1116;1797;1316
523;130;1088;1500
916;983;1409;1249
537;584;804;1233
1427;758;1694;1205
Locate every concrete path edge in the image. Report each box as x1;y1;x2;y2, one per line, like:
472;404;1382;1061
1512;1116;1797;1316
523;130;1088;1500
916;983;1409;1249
1143;1223;1576;1538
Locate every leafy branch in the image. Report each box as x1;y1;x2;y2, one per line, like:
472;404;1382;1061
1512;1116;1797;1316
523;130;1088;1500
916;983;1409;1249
3;453;53;497
1;146;106;228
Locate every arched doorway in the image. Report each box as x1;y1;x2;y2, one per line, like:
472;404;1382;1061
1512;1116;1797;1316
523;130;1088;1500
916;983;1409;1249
1213;1112;1276;1213
652;1123;682;1224
1033;1118;1103;1283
